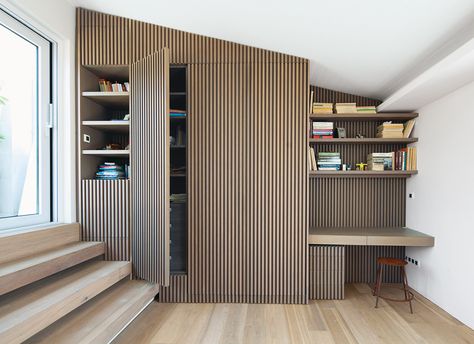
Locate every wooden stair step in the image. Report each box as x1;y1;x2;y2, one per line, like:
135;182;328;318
27;279;159;344
0;260;131;344
0;241;105;296
0;223;80;265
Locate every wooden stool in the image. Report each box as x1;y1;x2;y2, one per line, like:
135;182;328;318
373;257;414;314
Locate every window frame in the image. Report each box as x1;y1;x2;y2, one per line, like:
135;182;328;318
0;9;52;230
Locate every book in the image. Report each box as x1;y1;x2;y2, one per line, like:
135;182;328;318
356;106;377;113
335;103;357;114
403;119;415;138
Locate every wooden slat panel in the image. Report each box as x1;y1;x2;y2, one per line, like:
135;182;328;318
311;85;381;106
166;61;308;304
131;49;170;285
77;8;129;65
309;178;406;228
345;246;405;283
81;180;130;260
77;8;306;65
158;275;188;303
309;245;344;300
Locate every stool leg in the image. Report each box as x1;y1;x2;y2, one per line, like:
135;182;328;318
375;264;383;308
402;266;413;314
373;266;380;296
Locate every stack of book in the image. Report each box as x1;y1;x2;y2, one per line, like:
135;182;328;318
317;152;341;171
335;103;357;114
376;122;404;138
367;153;393;171
312;122;334;139
95;162;126;180
98;80;129;92
312;102;333;114
356;106;377;114
394;147;417;171
170;109;186;118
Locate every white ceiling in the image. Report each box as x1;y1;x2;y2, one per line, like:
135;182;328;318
70;0;474;100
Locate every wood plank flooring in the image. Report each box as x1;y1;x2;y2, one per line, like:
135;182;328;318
114;284;474;344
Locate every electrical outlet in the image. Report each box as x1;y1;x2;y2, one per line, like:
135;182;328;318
409;193;415;199
83;134;91;143
406;256;421;268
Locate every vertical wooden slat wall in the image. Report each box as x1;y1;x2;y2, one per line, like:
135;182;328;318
81;180;130;260
182;62;308;304
78;8;308;302
309;86;405;285
130;49;170;286
309;246;344;299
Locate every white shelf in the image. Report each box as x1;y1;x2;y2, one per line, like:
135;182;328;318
82;120;129;133
82;150;130;157
82;92;129;107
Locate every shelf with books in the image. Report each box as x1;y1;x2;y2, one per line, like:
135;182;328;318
82;91;130;107
309;138;418;144
309;170;418;178
82;120;130;133
309;112;418;121
82;149;130;157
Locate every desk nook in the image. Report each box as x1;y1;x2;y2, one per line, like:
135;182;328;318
307;88;434;301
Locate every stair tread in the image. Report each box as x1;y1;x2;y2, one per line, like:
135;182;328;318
0;223;80;265
27;279;158;344
0;242;105;295
0;241;104;276
0;260;131;344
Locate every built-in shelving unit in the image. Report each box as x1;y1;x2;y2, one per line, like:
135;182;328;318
169;65;187;274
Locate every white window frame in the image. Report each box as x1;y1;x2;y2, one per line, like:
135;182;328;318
0;9;52;230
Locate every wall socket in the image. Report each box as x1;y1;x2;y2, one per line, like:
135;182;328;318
405;256;420;268
408;192;415;199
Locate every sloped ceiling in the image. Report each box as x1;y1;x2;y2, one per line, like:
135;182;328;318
70;0;474;100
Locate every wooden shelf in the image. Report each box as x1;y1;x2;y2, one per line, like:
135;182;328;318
170;174;186;177
82;150;129;157
170;145;186;149
170;92;186;96
309;227;434;247
309;112;418;121
82;92;129;107
82;120;129;133
309;138;418;144
309;170;417;178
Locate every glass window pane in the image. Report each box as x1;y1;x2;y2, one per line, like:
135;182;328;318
0;24;39;219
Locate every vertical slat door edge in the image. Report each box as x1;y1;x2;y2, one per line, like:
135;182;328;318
131;48;170;286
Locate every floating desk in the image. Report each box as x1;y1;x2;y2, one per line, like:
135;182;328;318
309;227;434;247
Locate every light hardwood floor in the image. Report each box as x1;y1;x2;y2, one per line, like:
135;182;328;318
114;284;474;344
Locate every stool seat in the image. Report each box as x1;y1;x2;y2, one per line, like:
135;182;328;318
377;257;407;267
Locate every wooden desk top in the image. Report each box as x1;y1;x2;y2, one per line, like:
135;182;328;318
309;227;434;247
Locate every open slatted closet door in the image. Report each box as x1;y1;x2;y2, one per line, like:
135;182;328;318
130;48;171;286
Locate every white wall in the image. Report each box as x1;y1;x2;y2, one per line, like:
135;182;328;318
0;0;76;223
406;80;474;329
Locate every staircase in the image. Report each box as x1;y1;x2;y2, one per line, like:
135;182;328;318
0;223;158;344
